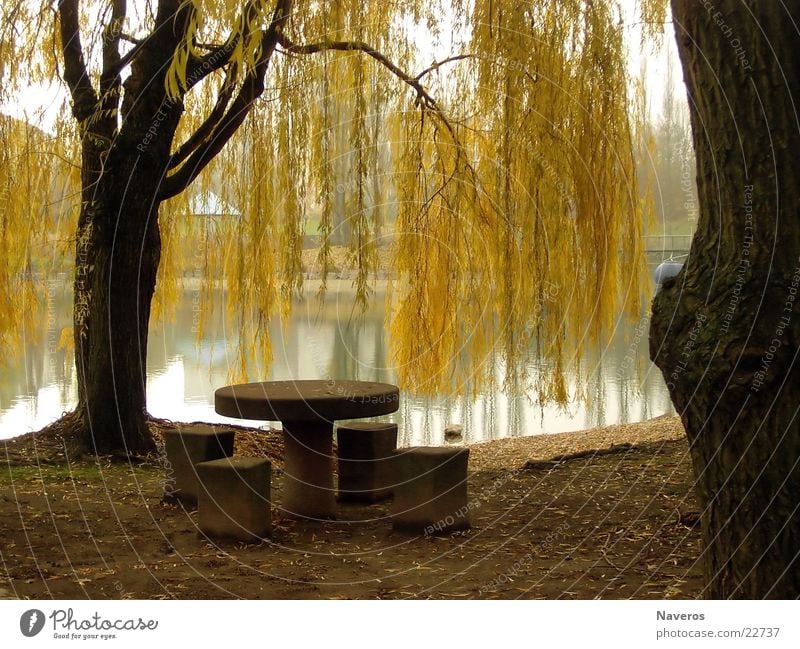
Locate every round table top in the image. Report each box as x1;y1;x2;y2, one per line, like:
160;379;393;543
214;380;400;422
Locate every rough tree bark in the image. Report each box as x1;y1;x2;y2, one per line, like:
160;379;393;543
64;0;187;454
73;168;166;454
651;1;800;598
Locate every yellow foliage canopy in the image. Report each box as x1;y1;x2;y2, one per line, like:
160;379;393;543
0;0;662;403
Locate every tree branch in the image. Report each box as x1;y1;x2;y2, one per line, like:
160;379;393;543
98;0;125;129
273;34;476;162
57;0;99;124
158;0;294;200
113;35;147;77
276;34;441;109
278;33;494;233
119;32;142;45
183;33;241;91
275;32;476;173
414;54;475;81
167;71;236;170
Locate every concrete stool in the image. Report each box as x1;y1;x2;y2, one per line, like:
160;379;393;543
196;457;272;542
391;446;470;533
337;422;398;502
163;425;235;504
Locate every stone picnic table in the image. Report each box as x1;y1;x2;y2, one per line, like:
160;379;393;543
214;379;400;519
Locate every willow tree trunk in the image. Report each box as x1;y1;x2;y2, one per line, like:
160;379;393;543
68;2;186;454
651;1;800;598
73;165;164;454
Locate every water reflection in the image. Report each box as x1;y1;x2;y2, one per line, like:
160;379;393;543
0;278;75;434
0;280;674;444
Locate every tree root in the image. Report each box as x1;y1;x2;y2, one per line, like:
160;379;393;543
523;443;635;470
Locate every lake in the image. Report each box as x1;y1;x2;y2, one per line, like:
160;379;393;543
0;277;673;445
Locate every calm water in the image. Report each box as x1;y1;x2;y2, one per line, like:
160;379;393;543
0;277;673;445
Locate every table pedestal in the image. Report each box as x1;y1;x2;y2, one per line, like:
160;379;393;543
281;420;336;519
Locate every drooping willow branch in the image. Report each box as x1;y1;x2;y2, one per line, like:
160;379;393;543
276;34;441;109
275;34;492;227
158;0;293;200
167;69;236;170
183;32;243;91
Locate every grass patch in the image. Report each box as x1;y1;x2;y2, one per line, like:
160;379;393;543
0;460;157;485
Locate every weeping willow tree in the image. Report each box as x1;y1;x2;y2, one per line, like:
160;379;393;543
0;0;653;453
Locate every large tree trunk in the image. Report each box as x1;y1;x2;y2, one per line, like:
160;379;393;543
68;1;187;454
651;1;800;598
72;167;163;454
71;114;183;453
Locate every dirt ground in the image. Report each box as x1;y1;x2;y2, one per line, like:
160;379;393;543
0;423;703;600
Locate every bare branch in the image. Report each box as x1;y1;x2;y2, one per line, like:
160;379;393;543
159;0;294;200
119;32;142;46
414;54;475;81
57;0;98;123
276;34;441;109
275;33;476;171
274;35;479;166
